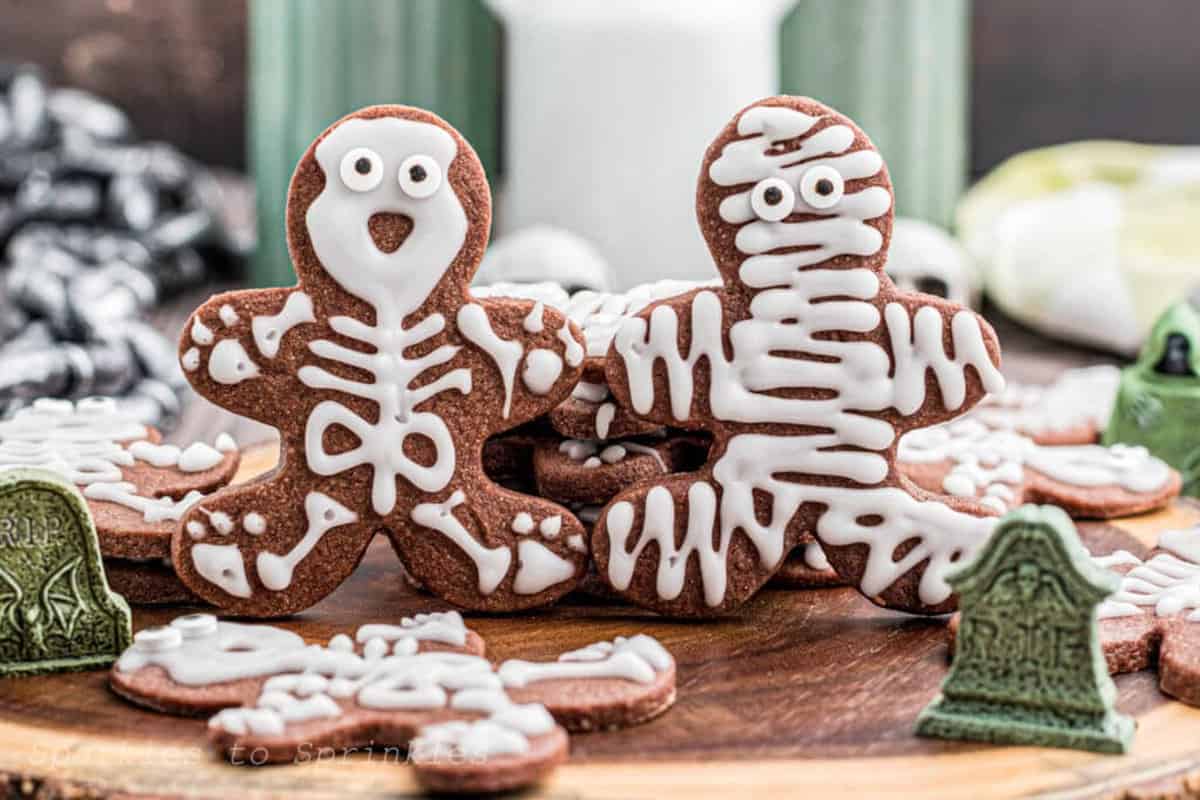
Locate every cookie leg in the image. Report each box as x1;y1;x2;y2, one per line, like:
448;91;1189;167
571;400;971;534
591;471;800;616
390;479;587;611
172;469;375;617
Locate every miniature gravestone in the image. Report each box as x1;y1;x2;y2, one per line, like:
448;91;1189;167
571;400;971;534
0;469;132;676
916;505;1134;753
1105;300;1200;496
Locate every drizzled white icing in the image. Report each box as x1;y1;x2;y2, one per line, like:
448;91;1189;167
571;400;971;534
1097;526;1200;621
899;419;1171;512
458;303;522;419
117;612;471;685
522;348;563;395
601;104;1005;608
84;482;204;523
252;291;315;359
572;381;610;403
411;491;510;595
499;634;672;687
595;402;616;439
558;438;668;471
513;539;575;595
252;492;358;592
208;339;260;385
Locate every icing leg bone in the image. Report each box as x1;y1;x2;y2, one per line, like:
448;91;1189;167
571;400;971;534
594;97;1005;616
391;476;588;611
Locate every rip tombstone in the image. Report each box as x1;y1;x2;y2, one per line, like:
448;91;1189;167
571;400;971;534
0;469;132;676
916;505;1134;753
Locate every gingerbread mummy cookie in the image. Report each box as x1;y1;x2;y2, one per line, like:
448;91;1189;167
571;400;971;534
899;420;1180;518
592;96;1006;616
0;397;240;603
174;106;588;615
110;611;485;716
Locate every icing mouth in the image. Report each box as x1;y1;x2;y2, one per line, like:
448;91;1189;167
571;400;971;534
367;212;413;254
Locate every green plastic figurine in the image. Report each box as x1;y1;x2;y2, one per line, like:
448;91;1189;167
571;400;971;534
916;505;1134;753
1104;300;1200;496
0;469;132;676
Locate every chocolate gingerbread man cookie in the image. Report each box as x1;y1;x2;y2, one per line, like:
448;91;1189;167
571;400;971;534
174;106;588;615
592;96;1006;616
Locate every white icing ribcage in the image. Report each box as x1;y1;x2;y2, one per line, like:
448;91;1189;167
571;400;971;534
299;312;470;516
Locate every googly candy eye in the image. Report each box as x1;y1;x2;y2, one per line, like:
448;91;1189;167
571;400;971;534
398;154;442;199
339;147;384;192
799;165;845;210
750;177;795;222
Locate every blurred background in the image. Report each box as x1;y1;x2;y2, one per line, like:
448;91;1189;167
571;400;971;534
0;0;1197;439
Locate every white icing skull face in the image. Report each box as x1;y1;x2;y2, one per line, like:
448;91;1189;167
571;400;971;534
708;105;891;278
306;116;469;316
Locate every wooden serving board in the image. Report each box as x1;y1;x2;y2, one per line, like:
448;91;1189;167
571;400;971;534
1;443;1199;800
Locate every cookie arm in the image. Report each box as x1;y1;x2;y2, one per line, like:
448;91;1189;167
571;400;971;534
455;297;585;425
178;288;315;425
882;295;1005;428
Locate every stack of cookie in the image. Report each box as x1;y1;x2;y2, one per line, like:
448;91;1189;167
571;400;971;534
0;396;241;603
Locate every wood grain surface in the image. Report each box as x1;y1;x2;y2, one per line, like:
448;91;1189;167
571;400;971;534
0;443;1198;799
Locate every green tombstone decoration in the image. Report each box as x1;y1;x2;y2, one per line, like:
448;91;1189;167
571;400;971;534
916;505;1134;753
1104;300;1200;497
0;469;132;676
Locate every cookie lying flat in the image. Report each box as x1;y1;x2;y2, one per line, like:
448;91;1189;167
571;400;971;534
208;651;567;794
965;365;1119;446
899;420;1179;519
499;634;676;732
947;526;1200;707
535;435;709;506
110;611;484;715
0;397;240;565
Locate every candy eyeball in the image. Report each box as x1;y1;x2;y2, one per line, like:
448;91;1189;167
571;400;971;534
339;147;384;192
799;165;844;210
750;177;795;222
398;154;442;199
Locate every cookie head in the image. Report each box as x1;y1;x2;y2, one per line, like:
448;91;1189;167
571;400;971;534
289;106;490;313
698;96;893;285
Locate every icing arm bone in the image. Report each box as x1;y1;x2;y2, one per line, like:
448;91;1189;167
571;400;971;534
178;288;316;425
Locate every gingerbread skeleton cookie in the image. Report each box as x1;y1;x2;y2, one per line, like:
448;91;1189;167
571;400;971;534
0;397;240;603
174;106;588;615
899;420;1179;518
592;96;1006;616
